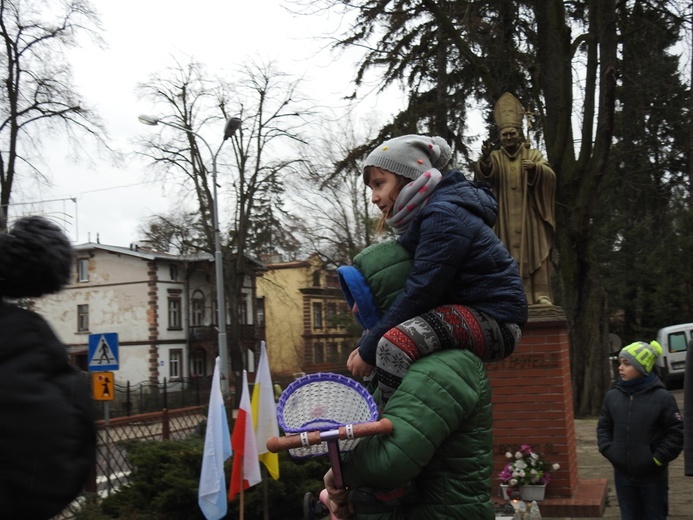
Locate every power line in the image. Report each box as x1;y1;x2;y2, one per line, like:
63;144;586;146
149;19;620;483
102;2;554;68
2;180;158;208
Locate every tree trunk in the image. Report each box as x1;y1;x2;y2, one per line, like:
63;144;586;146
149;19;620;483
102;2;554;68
534;0;617;415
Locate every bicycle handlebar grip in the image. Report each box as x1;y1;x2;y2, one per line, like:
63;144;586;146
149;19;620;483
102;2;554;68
266;418;393;453
352;417;393;437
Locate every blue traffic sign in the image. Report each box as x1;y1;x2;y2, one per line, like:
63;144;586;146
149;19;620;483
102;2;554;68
88;333;119;371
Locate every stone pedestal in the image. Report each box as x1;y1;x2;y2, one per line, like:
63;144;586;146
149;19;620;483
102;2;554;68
487;306;607;517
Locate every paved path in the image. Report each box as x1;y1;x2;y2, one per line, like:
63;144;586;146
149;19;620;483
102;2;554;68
319;387;690;519
543;386;691;519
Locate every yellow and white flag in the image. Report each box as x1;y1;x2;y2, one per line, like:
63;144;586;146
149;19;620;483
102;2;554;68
251;341;280;479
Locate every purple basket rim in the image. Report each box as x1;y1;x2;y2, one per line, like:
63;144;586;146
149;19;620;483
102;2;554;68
277;372;378;433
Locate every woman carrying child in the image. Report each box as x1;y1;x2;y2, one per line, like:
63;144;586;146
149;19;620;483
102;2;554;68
322;134;528;519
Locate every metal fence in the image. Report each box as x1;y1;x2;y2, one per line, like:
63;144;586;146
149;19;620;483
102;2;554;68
93;406;207;493
53;404;208;519
102;376;214;418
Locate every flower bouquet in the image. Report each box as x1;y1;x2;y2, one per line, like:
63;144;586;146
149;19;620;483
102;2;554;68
498;444;560;500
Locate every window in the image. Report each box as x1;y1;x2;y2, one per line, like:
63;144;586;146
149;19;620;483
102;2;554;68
313;343;325;363
191;290;205;326
238;294;248;325
326;303;337;328
77;304;89;332
256;297;265;326
668;332;688;353
328;343;340;363
246;348;255;373
77;258;89;282
74;353;88;372
169;349;182;379
191;349;206;376
170;264;179;281
313;302;323;329
168;298;182;329
312;271;321;287
326;273;339;289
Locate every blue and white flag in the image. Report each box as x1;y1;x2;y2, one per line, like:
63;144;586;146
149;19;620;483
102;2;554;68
198;357;232;520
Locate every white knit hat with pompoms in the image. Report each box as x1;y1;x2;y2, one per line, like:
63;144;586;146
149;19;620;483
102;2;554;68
363;134;452;182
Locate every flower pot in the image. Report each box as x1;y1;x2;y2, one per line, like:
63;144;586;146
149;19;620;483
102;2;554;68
519;484;546;502
500;484;510;500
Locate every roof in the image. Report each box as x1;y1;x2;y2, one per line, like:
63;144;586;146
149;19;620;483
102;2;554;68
75;242;267;271
74;242;213;263
263;260;311;270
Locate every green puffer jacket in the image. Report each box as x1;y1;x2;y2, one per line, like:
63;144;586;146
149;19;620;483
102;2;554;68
353;240;412;314
338;241;413;331
341;349;494;520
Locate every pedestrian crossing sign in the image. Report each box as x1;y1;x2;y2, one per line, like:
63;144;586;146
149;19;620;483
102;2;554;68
92;371;115;401
88;333;119;371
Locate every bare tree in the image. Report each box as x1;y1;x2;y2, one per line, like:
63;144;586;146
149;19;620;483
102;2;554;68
291;114;381;267
0;0;107;230
137;212;206;255
136;57;313;379
136;59;222;252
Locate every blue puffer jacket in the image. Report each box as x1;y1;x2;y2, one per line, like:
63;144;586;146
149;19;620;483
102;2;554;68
341;349;494;519
357;169;528;365
597;374;683;483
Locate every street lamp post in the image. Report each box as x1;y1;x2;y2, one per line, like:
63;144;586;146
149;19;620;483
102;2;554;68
138;114;241;395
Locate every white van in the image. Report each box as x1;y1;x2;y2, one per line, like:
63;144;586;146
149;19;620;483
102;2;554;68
654;323;692;384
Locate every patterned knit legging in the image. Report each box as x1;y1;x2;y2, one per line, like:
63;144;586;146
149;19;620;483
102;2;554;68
376;305;522;401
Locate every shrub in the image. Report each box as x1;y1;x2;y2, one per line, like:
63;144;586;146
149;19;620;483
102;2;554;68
100;437;206;519
80;437;330;520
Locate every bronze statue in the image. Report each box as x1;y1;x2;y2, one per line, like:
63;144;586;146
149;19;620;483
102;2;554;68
475;93;556;306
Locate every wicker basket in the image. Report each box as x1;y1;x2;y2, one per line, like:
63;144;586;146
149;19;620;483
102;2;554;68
277;372;379;458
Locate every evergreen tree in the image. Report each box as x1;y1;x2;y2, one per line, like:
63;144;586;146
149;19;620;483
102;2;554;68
596;1;690;341
309;0;619;413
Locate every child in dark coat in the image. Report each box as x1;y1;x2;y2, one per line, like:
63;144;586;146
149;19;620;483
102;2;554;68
343;134;527;400
597;340;683;520
0;216;96;519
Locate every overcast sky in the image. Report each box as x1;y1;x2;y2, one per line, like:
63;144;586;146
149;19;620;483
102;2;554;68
11;0;397;246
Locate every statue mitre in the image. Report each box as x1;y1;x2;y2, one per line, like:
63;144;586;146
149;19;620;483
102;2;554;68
493;92;524;129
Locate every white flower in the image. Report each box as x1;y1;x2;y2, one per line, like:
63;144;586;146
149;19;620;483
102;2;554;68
499;445;559;487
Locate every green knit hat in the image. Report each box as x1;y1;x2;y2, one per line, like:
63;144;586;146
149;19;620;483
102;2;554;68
619;340;663;375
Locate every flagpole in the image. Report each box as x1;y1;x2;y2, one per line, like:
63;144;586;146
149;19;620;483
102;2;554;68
262;467;269;520
239;453;244;520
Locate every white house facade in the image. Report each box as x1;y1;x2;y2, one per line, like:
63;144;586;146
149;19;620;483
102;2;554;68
33;242;233;386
